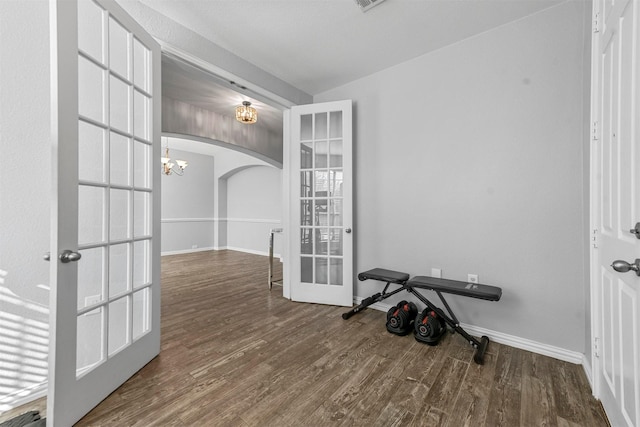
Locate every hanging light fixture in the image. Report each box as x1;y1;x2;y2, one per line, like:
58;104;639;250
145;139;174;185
160;140;188;176
236;101;258;124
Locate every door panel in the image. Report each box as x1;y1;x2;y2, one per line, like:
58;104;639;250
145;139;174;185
286;100;353;306
49;0;161;425
592;0;640;425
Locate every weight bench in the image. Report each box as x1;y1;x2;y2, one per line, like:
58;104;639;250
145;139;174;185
342;268;502;364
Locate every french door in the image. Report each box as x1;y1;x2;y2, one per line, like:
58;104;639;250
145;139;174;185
285;100;353;306
591;0;640;425
49;1;161;425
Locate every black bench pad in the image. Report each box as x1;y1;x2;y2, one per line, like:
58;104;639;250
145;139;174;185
358;268;410;284
407;276;502;301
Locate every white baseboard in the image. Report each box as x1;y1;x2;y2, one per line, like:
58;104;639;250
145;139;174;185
224;246;282;259
582;354;594;393
161;246;216;256
165;246;284;260
353;296;584;365
0;382;47;413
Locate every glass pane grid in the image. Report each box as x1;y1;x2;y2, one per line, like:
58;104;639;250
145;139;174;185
76;3;156;380
298;110;347;287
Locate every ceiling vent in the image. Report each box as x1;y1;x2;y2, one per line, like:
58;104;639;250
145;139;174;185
354;0;387;13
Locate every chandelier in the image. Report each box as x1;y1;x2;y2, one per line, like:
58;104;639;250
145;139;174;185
160;144;188;176
236;101;258;124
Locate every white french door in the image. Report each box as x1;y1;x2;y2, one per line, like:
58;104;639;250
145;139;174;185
49;0;160;425
284;100;353;306
591;0;640;426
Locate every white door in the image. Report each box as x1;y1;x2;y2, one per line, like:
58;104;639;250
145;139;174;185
284;100;353;306
591;0;640;425
49;0;161;425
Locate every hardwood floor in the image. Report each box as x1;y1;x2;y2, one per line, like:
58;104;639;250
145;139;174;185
2;250;608;426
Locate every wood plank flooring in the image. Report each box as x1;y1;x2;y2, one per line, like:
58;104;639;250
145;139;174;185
2;250;608;426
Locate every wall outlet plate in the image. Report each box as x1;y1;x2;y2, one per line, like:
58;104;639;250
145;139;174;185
468;274;479;284
431;268;442;278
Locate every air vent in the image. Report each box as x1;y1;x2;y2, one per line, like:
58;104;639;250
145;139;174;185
354;0;387;13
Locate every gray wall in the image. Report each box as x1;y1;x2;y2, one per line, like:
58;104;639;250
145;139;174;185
0;0;51;409
226;165;282;255
315;1;591;353
161;148;216;254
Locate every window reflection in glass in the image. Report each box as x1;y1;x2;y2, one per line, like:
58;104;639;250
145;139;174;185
301;228;313;255
329;229;343;256
329;140;342;168
316;228;328;255
301;200;313;226
314;171;328;196
315;141;327;168
301;142;313;169
301;257;313;282
330;258;343;286
330;199;343;226
329;170;343;196
300;171;313;197
315;199;328;226
316;258;328;285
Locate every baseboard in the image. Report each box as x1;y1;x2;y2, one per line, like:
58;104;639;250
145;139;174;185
161;246;216;256
161;247;282;258
353;296;584;365
0;382;47;413
582;354;594;393
224;246;282;259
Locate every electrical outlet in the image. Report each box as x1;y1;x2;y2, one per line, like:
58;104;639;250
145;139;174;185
467;274;479;284
191;244;198;249
431;268;442;278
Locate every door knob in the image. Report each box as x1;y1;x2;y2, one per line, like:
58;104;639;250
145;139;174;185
44;252;50;261
631;222;640;239
611;259;640;276
345;228;352;234
59;250;82;263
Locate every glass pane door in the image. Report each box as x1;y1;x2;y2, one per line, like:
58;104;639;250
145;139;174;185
288;100;352;307
49;0;160;425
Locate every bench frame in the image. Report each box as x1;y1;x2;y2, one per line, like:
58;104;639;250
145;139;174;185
343;270;501;364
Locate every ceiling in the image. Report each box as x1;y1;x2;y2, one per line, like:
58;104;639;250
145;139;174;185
142;0;565;139
137;0;564;96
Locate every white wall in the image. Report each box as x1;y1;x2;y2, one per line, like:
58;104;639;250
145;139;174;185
315;1;591;355
226;165;282;255
0;0;50;410
161;147;216;254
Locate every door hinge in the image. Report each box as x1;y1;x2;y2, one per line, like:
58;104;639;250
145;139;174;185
594;336;600;358
593;13;600;33
592;121;599;142
592;229;599;249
